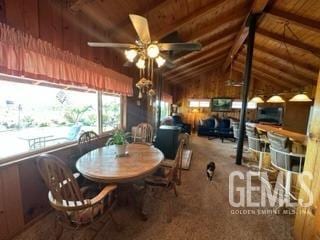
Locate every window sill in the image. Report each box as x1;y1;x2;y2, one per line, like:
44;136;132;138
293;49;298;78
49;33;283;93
0;132;112;168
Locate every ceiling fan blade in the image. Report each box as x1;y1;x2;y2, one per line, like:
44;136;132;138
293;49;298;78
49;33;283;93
159;42;202;51
88;42;136;48
158;53;175;69
129;14;151;44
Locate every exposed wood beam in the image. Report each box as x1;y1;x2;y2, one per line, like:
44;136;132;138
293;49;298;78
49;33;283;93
256;29;320;56
236;57;303;87
223;0;270;71
233;68;282;90
267;9;320;34
108;0;168;38
168;55;227;81
183;3;249;42
234;62;297;89
165;42;233;76
254;45;318;78
172;63;222;84
153;0;228;40
110;0;228;42
173;31;237;64
68;0;95;12
237;52;315;85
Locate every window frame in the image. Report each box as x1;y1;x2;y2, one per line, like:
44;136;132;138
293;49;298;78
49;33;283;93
0;75;125;163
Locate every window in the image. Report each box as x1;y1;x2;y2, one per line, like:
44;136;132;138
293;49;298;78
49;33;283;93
188;99;210;108
102;94;121;132
160;101;170;120
0;79;122;159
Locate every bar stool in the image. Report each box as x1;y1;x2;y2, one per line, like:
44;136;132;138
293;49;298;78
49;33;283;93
245;125;270;179
267;132;305;204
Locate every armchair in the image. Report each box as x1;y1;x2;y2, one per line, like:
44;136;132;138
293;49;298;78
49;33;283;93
217;118;234;142
197;117;219;137
172;115;191;134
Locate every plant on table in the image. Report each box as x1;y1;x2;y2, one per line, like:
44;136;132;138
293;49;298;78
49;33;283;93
106;129;130;156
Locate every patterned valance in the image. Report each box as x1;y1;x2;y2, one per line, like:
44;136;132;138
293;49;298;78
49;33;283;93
0;23;133;95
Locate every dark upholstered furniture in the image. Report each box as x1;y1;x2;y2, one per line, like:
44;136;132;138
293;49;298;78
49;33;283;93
197;117;219;137
154;126;180;159
218;118;234;142
197;117;234;142
172;115;191;134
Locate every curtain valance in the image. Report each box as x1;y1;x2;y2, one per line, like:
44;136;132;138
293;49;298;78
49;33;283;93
0;23;133;96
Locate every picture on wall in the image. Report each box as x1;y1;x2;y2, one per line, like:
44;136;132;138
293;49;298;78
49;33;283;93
211;98;233;112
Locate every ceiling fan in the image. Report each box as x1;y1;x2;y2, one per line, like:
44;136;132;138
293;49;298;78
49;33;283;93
225;80;243;87
88;14;202;69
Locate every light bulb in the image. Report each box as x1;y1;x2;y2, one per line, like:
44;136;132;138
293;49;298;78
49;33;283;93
124;49;137;62
147;44;160;58
156;55;166;67
136;58;145;69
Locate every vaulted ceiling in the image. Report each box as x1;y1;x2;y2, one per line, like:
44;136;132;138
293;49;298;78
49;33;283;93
67;0;320;92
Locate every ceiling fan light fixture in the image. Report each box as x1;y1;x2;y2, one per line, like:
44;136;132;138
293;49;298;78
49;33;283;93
249;96;264;103
136;58;145;69
289;93;312;102
147;44;160;58
124;49;137;62
267;95;285;103
155;55;166;67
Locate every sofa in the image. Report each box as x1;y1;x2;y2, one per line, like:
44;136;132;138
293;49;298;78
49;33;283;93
197;117;219;137
197;116;235;142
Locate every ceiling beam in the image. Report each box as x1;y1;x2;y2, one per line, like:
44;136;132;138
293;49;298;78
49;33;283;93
172;63;222;84
165;42;233;76
233;64;288;89
173;31;237;64
183;2;249;42
233;68;282;90
236;57;303;87
253;44;318;78
234;61;298;89
168;54;228;81
237;51;316;85
152;0;228;40
267;9;320;34
68;0;95;12
223;0;271;71
256;28;320;56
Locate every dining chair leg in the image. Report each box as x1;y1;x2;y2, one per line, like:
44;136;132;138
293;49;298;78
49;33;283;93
173;183;178;197
166;194;173;223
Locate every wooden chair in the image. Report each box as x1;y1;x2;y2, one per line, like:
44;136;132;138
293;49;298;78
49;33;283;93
78;131;99;155
143;139;184;222
133;123;153;144
37;153;118;239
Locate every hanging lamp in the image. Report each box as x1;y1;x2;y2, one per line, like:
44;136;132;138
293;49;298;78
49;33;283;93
267;95;285;103
289;93;312;102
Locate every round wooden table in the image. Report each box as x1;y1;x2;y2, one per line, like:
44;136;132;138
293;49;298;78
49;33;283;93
76;143;164;183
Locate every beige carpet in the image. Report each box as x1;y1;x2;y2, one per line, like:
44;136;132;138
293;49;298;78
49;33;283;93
14;136;294;240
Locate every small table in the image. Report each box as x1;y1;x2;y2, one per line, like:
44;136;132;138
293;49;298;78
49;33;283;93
76;143;164;183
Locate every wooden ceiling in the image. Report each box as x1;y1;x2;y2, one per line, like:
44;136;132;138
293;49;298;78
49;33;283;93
68;0;320;91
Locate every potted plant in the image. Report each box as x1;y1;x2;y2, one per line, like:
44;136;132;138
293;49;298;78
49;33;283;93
106;129;130;156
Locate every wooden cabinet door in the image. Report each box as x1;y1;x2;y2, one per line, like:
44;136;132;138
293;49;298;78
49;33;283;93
0;165;24;240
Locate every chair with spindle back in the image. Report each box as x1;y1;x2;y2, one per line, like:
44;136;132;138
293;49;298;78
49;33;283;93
143;139;184;222
133;123;153;144
37;153;118;239
78;131;99;155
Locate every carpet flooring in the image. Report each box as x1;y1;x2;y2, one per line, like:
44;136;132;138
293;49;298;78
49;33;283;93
13;136;294;240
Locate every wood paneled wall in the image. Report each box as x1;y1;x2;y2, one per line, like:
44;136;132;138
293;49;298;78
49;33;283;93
0;0;127;74
173;68;242;125
294;70;320;240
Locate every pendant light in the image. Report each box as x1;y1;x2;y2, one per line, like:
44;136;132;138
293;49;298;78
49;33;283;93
267;95;285;103
249;96;264;103
289;93;312;102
